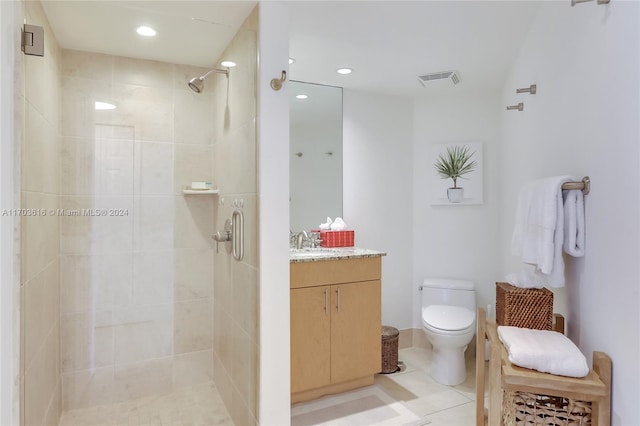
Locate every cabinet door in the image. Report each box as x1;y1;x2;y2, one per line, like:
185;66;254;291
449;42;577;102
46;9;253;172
330;280;381;384
291;286;331;393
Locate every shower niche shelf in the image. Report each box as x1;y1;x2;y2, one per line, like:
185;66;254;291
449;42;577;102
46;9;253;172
182;188;220;195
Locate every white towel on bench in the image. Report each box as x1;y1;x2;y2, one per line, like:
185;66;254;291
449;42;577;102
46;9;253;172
497;325;589;378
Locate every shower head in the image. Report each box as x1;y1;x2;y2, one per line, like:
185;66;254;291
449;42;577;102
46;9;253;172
187;68;229;93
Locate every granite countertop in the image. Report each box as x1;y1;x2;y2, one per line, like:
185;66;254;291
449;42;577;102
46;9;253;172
290;247;387;263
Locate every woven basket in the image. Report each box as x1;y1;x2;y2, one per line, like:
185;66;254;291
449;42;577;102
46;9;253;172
502;390;592;426
496;282;553;330
381;326;399;374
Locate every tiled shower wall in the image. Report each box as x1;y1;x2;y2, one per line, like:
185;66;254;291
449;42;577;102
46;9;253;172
212;9;260;426
58;49;217;410
18;1;62;425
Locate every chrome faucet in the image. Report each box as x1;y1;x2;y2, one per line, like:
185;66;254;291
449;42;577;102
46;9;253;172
295;230;308;249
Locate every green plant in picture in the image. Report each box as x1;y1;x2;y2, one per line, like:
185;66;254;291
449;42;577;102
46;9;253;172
433;145;477;189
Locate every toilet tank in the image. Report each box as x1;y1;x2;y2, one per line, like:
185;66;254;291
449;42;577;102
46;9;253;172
422;278;476;310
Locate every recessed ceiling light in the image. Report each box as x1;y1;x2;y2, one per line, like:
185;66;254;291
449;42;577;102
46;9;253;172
289;58;296;65
95;101;116;110
221;61;236;68
136;26;156;37
296;94;308;100
336;68;353;75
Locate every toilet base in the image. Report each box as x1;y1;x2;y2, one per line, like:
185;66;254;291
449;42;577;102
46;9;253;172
429;345;467;386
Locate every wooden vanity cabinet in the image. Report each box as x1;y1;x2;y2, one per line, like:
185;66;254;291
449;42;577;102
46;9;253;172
290;257;382;403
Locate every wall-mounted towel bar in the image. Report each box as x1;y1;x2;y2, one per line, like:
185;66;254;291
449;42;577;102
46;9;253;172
562;176;591;194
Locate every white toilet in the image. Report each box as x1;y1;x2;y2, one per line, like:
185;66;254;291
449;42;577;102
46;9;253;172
421;278;476;386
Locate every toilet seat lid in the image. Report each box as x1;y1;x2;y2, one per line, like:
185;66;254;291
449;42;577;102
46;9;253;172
422;305;474;331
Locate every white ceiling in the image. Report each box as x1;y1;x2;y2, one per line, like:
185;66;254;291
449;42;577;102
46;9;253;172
42;1;542;97
42;1;256;68
288;1;542;97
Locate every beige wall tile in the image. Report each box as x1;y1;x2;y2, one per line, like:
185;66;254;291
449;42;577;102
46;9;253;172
135;141;174;195
113;358;172;403
231;261;257;341
133;196;174;251
230;384;255;426
25;325;59;425
174;299;213;354
60;137;134;196
60;311;113;373
59;196;91;254
23;104;59;194
213;244;231;308
212;353;233;413
60;137;95;196
61;366;114;410
60;253;132;314
43;380;61;426
114;56;173;89
132;251;175;305
214;122;256;195
113;304;173;365
175;248;214;301
213;303;232;371
230;328;253;407
60;76;113;138
62;49;113;81
24;262;59;370
21;192;58;282
111;84;173;142
174;196;214;249
173;350;214;389
173;144;214;194
24;44;59;125
174;89;215;145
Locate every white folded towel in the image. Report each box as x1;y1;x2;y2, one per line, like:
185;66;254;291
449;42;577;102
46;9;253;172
511;176;574;287
563;189;585;257
505;270;545;289
497;325;589;378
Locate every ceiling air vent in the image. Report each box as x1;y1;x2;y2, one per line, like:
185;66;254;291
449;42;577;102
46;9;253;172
418;70;461;87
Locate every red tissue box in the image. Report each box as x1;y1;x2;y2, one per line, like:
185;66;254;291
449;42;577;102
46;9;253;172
320;230;355;248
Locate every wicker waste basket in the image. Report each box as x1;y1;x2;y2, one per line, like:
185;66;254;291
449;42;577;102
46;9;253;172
381;325;400;374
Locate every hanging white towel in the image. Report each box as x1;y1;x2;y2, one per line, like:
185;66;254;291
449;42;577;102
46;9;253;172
563;189;585;257
511;176;574;287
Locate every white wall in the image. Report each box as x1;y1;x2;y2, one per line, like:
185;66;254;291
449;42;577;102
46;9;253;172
257;2;291;425
499;3;639;424
343;90;414;330
412;91;502;328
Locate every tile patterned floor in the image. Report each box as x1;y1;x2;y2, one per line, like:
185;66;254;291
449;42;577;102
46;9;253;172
293;347;485;426
374;347;485;426
58;348;485;426
58;381;233;426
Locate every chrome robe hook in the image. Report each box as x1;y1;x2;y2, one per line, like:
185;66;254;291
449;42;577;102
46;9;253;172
270;70;287;91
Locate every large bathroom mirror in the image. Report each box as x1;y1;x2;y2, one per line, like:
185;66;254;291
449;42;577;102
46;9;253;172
290;81;343;232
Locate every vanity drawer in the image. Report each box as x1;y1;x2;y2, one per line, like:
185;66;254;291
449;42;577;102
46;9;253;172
290;257;381;289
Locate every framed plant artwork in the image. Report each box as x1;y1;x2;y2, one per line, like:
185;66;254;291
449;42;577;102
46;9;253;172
430;141;483;205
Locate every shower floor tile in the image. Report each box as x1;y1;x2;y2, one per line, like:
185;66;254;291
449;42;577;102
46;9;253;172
58;381;233;426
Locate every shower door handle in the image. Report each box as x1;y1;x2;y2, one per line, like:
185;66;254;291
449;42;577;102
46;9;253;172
232;209;244;261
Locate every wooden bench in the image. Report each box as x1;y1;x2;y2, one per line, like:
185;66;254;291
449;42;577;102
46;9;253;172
475;308;612;425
